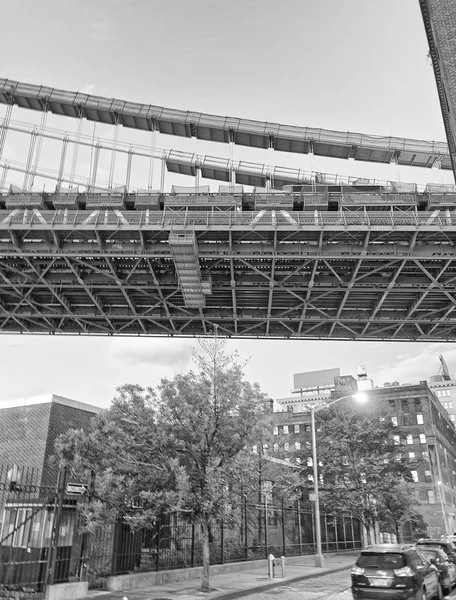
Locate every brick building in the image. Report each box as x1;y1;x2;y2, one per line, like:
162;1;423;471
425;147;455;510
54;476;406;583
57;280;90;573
273;380;456;537
0;394;101;486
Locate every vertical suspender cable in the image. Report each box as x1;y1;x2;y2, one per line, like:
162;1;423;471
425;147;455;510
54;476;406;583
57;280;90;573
0;163;9;191
90;142;101;190
108;119;120;190
147;122;156;191
23;127;38;191
125;147;133;192
0;104;13;164
69;112;84;189
160;156;166;193
56;135;69;192
29;109;48;191
229;130;234;192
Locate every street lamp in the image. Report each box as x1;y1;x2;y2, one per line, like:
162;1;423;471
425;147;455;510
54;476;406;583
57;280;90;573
308;392;368;567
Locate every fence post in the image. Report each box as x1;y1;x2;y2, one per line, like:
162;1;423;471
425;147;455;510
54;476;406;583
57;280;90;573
264;500;269;558
282;500;286;556
155;517;161;571
45;467;67;586
191;523;196;567
244;497;248;560
220;519;224;564
297;500;302;555
111;521;120;576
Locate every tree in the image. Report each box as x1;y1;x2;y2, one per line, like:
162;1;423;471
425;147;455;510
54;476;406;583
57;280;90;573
298;398;416;544
56;336;270;592
377;480;424;541
55;384;186;530
155;336;271;591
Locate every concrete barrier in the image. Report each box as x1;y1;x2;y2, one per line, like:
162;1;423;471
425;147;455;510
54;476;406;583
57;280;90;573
45;582;88;600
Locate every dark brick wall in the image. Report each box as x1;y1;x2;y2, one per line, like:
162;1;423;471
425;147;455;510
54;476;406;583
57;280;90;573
42;401;98;486
0;403;52;482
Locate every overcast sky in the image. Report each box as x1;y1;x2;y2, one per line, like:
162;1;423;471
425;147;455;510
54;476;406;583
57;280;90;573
1;0;456;408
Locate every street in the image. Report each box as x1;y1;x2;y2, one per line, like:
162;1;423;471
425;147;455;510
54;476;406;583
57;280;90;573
244;570;456;600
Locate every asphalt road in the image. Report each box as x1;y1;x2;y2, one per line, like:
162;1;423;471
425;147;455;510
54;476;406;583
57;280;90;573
244;569;456;600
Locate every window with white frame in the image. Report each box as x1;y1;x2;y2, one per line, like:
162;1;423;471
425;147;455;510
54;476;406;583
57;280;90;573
411;471;418;482
273;426;278;435
393;435;400;445
392;416;398;426
417;414;423;424
273;443;278;453
406;434;413;445
294;424;300;433
295;441;301;450
420;433;427;444
409;452;415;459
283;425;289;434
284;442;289;451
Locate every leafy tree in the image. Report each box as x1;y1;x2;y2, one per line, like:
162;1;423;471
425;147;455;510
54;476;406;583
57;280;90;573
155;337;271;590
56;336;270;592
298;398;416;544
377;480;423;541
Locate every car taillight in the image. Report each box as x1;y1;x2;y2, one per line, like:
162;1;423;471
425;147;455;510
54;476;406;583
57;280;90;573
352;566;365;575
394;566;414;577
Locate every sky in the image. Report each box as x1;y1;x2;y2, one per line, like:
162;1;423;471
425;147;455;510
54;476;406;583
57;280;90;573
1;0;456;408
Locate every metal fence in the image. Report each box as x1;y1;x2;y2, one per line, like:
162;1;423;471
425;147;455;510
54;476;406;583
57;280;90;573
0;466;363;596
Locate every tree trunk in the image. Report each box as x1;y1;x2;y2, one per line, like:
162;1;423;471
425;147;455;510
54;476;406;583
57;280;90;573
201;518;210;592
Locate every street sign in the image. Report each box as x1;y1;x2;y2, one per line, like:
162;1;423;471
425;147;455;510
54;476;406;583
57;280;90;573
66;482;88;496
309;493;317;502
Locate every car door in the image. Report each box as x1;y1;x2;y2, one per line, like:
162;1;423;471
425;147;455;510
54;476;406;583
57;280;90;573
413;549;438;596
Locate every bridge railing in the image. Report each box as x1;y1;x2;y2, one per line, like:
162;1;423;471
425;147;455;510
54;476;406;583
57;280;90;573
0;209;455;228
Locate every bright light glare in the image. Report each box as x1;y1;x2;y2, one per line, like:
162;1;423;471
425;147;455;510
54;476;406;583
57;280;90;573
353;392;368;404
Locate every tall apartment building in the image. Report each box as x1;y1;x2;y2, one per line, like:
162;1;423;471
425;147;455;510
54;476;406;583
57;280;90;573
274;377;456;536
428;355;456;424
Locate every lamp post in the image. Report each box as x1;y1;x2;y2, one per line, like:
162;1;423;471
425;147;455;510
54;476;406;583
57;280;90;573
308;392;367;568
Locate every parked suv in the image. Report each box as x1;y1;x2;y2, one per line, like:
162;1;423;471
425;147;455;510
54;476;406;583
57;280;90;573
416;539;456;563
351;544;442;600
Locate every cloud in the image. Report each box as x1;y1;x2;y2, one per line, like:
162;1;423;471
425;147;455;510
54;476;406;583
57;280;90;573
89;19;117;42
108;338;193;368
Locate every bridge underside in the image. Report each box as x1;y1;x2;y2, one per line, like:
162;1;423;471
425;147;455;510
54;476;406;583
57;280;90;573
1;207;456;341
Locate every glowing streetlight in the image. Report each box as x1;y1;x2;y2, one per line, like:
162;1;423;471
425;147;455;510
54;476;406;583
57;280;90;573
308;391;368;568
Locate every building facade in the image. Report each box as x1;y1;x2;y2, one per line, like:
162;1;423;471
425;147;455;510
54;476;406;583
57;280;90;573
273;380;456;537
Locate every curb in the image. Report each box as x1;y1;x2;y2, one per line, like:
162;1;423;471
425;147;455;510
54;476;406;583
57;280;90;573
183;564;352;600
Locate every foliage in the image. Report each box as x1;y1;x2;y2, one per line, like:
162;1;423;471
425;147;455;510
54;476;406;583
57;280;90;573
297;397;418;540
55;335;271;591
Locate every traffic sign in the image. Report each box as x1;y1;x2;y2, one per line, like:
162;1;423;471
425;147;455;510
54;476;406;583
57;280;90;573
66;482;88;496
309;493;317;502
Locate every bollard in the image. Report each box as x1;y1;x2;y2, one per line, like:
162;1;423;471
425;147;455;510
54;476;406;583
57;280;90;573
268;554;275;580
281;555;286;577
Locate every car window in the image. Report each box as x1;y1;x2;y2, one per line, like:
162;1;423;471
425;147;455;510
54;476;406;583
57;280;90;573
357;553;405;569
409;550;427;567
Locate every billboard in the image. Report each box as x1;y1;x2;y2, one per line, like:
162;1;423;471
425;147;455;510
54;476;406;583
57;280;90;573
293;368;340;391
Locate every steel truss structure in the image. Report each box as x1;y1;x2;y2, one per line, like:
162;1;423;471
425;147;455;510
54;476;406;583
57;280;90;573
0;205;456;340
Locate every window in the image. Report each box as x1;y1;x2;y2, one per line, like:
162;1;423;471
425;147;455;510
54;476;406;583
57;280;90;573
427;490;436;504
420;433;427;444
406;434;413;445
252;445;258;453
417;414;423;425
409;452;415;459
307;457;313;467
392;416;398;426
273;443;278;453
447;390;451;397
294;424;300;433
449;402;454;409
451;415;455;422
273;426;278;436
284;442;289;452
295;441;301;451
411;471;418;482
414;398;422;411
283;425;289;434
424;470;432;482
437;390;442;397
394;435;400;445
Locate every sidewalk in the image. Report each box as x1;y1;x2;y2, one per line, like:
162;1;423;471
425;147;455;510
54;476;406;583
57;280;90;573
85;553;357;600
